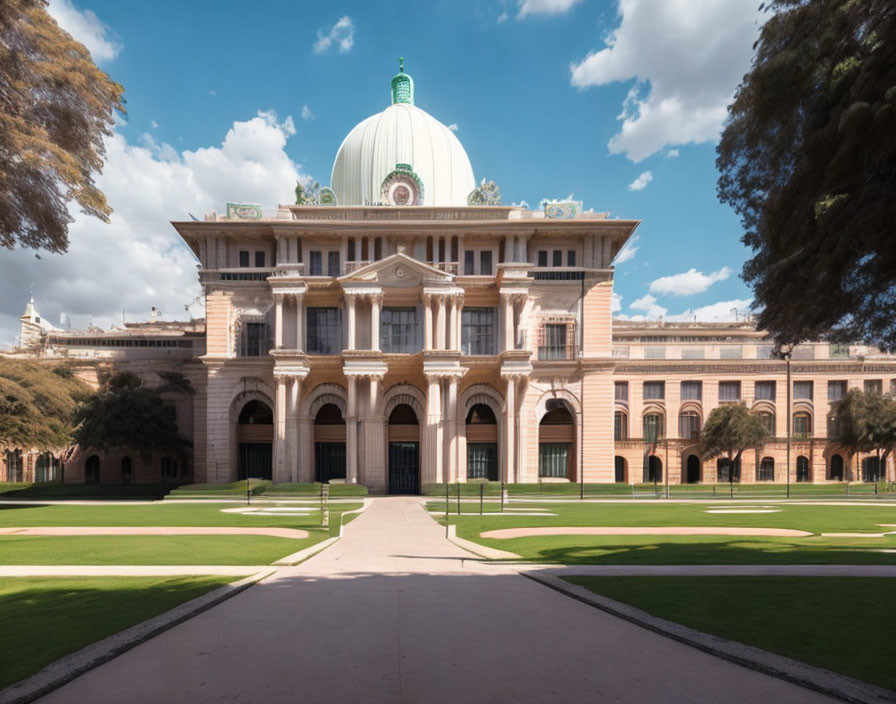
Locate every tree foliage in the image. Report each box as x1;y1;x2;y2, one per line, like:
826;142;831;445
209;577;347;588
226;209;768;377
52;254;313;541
74;371;190;463
701;403;770;482
467;179;502;206
834;388;896;475
0;358;90;451
0;0;125;252
717;0;896;349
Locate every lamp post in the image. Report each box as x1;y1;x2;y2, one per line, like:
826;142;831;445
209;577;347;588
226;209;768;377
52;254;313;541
776;344;794;499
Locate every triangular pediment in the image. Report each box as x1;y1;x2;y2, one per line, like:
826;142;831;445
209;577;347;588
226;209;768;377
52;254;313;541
338;253;453;288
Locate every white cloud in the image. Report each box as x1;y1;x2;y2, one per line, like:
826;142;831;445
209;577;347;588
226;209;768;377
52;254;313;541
611;292;622;313
497;11;509;22
518;0;582;19
209;90;216;97
47;0;122;62
0;110;306;348
666;149;679;158
150;120;159;130
569;0;761;162
313;16;355;54
630;293;667;319
447;123;459;132
667;298;754;323
649;267;732;296
612;234;639;265
301;105;314;120
627;170;652;191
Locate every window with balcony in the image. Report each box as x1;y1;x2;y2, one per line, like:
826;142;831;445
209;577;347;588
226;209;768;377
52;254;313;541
679;411;701;439
793;411;812;439
643;381;665;400
681;381;702;401
538;323;573;360
239;250;250;268
307;307;342;354
552;250;562;267
461;308;497;355
615;381;628;402
381;308;419;353
755;381;776;401
614;411;627;441
643;413;664;441
240;321;267;357
719;381;741;402
864;379;883;395
309;251;323;276
793;381;813;400
828;380;847;401
537;251;548;267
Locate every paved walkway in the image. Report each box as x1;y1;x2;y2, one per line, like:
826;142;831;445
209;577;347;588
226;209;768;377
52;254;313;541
38;497;836;704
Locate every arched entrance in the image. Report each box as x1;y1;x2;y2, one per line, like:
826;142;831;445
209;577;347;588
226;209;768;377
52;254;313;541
85;454;100;484
862;456;882;482
796;455;811;482
4;450;23;482
717;458;740;483
829;454;844;481
237;400;273;480
314;403;346;483
614;456;627;483
538;401;576;480
644;455;662;483
685;455;701;484
388;403;419;494
466;403;498;481
121;457;132;484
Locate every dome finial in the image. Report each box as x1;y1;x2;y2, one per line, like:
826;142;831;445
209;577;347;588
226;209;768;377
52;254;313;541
391;58;414;105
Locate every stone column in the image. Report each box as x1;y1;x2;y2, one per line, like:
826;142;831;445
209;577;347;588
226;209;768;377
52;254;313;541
426;375;443;484
447;377;459;482
287;377;301;482
424;295;433;350
346;296;356;351
294;295;304;351
448;297;458;351
274;296;284;349
435;295;446;350
274;377;287;481
502;294;514;351
366;376;386;492
504;375;516;483
347;376;358;483
371;294;382;352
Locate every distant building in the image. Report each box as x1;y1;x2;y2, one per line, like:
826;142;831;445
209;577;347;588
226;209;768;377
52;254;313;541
4;65;895;488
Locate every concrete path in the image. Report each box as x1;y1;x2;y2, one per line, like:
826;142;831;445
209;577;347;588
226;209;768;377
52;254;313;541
38;497;836;704
480;525;814;538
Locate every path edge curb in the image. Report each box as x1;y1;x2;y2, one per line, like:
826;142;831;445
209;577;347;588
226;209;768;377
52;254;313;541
0;568;276;704
521;570;896;704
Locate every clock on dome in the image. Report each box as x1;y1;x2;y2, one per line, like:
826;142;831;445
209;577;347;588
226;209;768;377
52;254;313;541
380;163;424;206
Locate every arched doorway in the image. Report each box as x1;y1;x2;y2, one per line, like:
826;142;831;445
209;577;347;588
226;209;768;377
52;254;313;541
314;403;346;483
862;456;882;482
237;400;273;480
388;403;419;494
758;457;775;481
121;457;132;485
35;452;59;483
85;454;100;484
685;455;701;484
538;401;576;480
717;458;740;483
614;456;627;483
796;455;811;482
4;450;23;482
644;455;662;483
466;404;498;481
829;454;844;481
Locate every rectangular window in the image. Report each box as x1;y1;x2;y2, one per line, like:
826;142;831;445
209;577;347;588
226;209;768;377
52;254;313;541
719;381;741;401
720;346;742;359
614;382;629;402
464;250;475;274
309;251;323;276
467;444;498;480
793;413;812;439
680;381;702;401
679;413;701;439
539;323;568;359
239;250;250;268
462;308;497;355
681;347;704;360
567;250;576;266
614;412;627;441
793;381;813;400
756;345;775;360
479;250;493;276
755;381;776;401
864;379;883;395
328;251;340;276
644;346;665;360
537;251;548;267
381;308;419;353
538;443;568;478
254;251;265;268
242;322;265;357
552;250;563;267
643;381;665;400
830;343;850;359
307;307;342;354
347;239;356;261
827;380;847;401
827;415;842;439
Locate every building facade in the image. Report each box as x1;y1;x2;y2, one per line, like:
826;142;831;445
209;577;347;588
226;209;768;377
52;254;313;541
4;66;896;488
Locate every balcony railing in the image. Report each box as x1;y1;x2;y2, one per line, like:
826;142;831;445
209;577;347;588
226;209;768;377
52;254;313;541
427;261;459;274
201;268;274;283
538;344;578;361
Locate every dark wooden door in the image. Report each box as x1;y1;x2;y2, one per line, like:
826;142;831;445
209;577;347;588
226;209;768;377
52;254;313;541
389;442;419;494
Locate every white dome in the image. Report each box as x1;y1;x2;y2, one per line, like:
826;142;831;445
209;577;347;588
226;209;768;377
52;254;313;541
331;67;475;207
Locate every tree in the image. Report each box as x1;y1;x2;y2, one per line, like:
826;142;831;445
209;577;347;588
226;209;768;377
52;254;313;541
833;388;871;481
0;0;125;253
295;180;321;205
717;0;896;349
832;388;896;481
74;371;191;463
0;358;90;452
467;179;502;206
701;403;770;488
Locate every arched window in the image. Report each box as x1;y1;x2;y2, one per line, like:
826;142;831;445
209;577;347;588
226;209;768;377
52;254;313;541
758;457;775;481
315;403;345;425
678;411;701;440
862;456;882;482
389;403;419;425
642;413;664;442
539;402;575;479
4;450;23;482
466;404;496;425
793;412;812;440
239;400;273;425
614;412;627;441
796;455;811;482
829;454;844;481
759;411;775;435
466;403;497;481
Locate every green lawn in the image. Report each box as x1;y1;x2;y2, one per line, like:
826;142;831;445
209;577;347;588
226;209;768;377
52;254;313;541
0;483;178;500
0;576;233;689
565;576;896;692
439;501;896;564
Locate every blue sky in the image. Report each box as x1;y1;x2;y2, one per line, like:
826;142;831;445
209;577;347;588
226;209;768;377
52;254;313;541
0;0;764;345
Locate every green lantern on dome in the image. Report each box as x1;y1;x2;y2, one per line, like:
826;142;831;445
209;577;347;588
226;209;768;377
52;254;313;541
391;57;414;105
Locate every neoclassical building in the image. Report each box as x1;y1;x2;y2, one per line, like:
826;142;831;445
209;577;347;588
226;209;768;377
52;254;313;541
5;65;896;488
